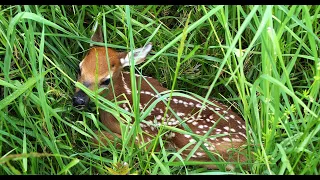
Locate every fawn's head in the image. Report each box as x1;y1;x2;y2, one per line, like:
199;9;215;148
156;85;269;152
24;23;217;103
73;25;152;107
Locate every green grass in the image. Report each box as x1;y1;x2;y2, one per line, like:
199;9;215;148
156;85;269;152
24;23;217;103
0;5;319;175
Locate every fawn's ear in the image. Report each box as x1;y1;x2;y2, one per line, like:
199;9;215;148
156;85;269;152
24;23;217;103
90;24;103;46
119;43;152;67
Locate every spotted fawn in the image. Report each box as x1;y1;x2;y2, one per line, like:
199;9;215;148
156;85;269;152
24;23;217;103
73;25;249;170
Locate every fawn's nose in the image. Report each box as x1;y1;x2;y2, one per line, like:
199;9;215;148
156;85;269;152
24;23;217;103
73;96;85;106
73;90;89;107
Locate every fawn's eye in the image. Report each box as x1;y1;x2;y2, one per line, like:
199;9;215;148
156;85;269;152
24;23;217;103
101;78;110;86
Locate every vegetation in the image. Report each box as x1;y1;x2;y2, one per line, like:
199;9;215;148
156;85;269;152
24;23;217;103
0;5;319;175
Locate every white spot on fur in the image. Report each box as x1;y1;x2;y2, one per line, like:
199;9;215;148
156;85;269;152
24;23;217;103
230;114;235;119
231;138;243;142
215;107;221;111
239;132;247;138
184;134;191;138
121;72;132;94
177;112;185;116
196;103;202;108
196;152;205;156
192;121;198;126
222;137;231;142
230;128;236;132
189;102;194;106
189;139;196;144
156;115;162;120
223;126;230;131
198;125;204;129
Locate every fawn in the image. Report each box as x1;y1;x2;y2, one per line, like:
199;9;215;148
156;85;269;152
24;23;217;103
73;25;249;170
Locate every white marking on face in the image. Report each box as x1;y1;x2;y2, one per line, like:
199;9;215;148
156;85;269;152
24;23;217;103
79;60;84;70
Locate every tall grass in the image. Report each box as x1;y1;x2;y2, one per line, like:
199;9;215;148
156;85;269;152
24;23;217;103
0;5;319;175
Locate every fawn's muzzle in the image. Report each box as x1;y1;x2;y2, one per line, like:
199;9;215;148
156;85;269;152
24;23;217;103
73;90;89;107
